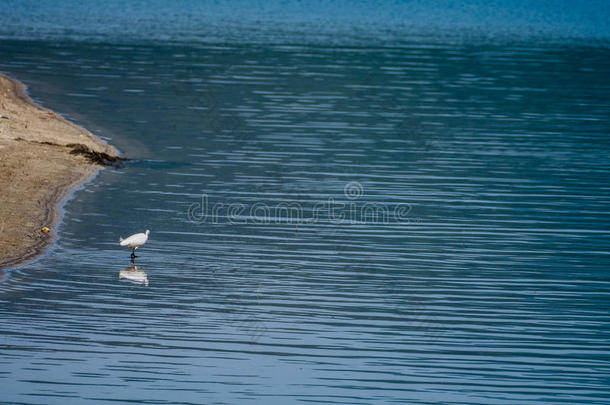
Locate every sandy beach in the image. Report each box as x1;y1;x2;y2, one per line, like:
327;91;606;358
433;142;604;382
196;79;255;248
0;73;119;268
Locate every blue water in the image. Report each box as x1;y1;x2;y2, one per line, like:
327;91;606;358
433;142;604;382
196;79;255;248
2;0;610;44
1;2;610;404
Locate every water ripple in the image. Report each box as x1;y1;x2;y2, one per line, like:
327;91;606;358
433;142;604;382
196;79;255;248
0;39;609;403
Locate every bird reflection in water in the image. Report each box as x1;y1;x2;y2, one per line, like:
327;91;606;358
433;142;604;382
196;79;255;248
119;264;149;286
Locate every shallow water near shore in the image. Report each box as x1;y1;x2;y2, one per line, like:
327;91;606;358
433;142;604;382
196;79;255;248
1;14;610;404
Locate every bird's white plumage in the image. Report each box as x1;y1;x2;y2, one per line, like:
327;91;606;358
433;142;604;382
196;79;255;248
120;230;150;249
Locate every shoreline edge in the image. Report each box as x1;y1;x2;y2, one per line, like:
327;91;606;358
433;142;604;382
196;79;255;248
0;73;120;269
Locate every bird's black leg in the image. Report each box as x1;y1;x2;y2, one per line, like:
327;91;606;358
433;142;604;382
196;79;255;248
131;248;136;259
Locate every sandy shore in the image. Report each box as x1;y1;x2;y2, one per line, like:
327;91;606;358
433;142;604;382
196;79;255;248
0;73;120;268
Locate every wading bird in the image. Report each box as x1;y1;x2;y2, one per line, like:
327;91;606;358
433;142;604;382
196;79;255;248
120;230;150;259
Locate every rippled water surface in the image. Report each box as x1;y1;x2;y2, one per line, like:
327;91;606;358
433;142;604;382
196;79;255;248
1;35;610;404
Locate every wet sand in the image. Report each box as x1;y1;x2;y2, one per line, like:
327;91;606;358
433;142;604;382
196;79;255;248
0;73;119;268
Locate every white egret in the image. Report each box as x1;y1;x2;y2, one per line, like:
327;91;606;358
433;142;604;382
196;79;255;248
120;230;150;259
